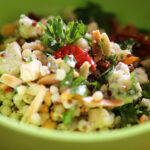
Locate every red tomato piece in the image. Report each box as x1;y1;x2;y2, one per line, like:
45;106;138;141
54;45;96;71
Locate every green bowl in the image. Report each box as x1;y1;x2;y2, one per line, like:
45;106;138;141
0;0;150;150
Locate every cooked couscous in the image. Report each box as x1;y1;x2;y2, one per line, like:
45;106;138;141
0;4;150;132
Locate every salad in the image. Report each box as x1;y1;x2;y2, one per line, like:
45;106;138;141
0;2;150;132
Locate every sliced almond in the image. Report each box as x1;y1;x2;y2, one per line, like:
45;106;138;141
21;85;46;123
37;73;58;85
0;74;22;88
82;96;124;108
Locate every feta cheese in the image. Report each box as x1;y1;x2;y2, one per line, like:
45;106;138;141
141;98;150;110
20;59;41;82
0;42;22;75
92;91;103;101
134;67;149;84
56;69;66;81
74;38;90;51
50;85;58;94
19;15;43;39
20;59;49;82
80;61;91;79
109;42;130;59
107;62;142;103
88;108;114;129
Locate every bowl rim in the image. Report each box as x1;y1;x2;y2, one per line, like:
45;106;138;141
0;115;150;142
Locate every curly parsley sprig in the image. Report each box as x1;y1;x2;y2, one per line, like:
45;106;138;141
39;16;88;51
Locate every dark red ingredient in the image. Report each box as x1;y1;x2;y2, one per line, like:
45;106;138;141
54;45;96;71
0;53;5;57
28;12;41;21
109;20;150;58
32;21;37;27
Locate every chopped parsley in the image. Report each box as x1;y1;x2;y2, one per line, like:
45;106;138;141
113;103;150;127
97;55;117;80
23;56;33;62
64;55;77;68
61;108;73;125
39;16;87;51
71;77;88;97
120;38;137;52
61;68;74;88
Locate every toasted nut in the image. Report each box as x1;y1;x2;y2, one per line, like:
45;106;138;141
0;74;22;88
60;90;73;102
80;61;91;79
101;33;111;57
0;84;10;91
82;96;124;108
92;30;102;63
42;119;57;129
40;105;49;113
21;85;46;123
44;91;52;107
37;73;58;85
139;115;148;124
1;24;16;37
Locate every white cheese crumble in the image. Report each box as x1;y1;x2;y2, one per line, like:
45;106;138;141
19;15;43;39
107;62;142;103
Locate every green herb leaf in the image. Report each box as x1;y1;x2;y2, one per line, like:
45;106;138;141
88;81;101;93
142;84;150;99
120;38;137;52
98;55;117;80
64;55;77;68
113;103;150;127
40;16;87;51
23;56;33;62
113;103;139;127
61;68;74;87
71;77;88;96
61;108;73;125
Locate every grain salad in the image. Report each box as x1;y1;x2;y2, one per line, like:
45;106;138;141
0;4;150;132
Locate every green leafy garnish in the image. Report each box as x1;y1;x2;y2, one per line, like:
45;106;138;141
71;77;88;96
84;36;92;47
113;103;150;127
142;84;150;99
120;38;137;52
97;55;117;80
61;109;73;125
126;72;139;95
74;2;115;33
0;34;5;44
113;103;138;127
88;81;101;93
39;16;87;51
64;55;77;68
23;56;33;62
61;68;74;87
